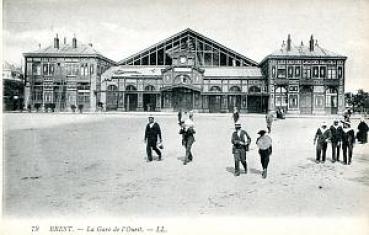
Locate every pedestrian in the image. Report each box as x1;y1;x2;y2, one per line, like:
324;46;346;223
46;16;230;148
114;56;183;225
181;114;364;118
265;111;274;133
256;130;272;179
177;109;182;125
313;121;332;163
330;119;343;162
231;122;251;176
179;114;195;165
341;121;355;165
232;106;240;123
357;117;368;144
144;115;162;162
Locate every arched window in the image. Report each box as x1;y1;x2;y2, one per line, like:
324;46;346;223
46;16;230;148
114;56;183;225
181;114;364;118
326;87;338;108
108;85;118;91
209;86;222;92
126;85;137;91
275;86;287;107
249;86;261;93
229;86;241;92
145;85;155;91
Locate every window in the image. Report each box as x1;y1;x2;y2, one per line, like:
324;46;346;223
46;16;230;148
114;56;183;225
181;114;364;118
275;86;287;106
277;65;286;78
327;67;337;79
77;91;90;105
32;63;41;75
32;85;43;102
210;86;222;92
320;66;326;78
302;66;311;79
80;63;89;77
272;66;276;78
289;85;298;92
337;67;343;79
90;64;95;75
145;85;155;91
229;86;241;92
65;63;79;76
126;85;137;91
43;63;54;76
295;66;301;77
312;66;319;78
315;95;324;107
288;66;293;78
326;88;338;107
249;86;261;93
289;95;298;108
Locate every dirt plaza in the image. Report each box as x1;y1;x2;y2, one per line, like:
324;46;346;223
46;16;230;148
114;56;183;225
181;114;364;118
3;113;369;217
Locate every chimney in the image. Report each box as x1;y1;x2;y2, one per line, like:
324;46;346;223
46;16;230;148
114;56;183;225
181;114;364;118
38;43;41;49
300;41;304;46
315;39;318;46
287;34;291;51
281;40;285;48
309;34;314;51
88;43;93;47
64;37;67;44
54;34;59;49
72;34;77;48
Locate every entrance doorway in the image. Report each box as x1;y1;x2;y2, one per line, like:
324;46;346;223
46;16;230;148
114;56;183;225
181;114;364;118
143;94;156;111
300;87;313;114
172;88;194;111
125;93;138;111
247;96;268;113
106;85;118;111
228;95;241;112
209;95;221;113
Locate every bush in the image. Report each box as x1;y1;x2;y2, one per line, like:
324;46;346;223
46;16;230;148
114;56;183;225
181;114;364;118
34;103;41;112
70;104;76;112
97;102;103;108
78;104;84;113
27;104;32;112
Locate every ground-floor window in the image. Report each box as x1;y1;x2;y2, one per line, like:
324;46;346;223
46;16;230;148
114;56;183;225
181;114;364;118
289;95;298;108
32;86;43;102
77;91;90;106
275;86;287;106
315;95;324;108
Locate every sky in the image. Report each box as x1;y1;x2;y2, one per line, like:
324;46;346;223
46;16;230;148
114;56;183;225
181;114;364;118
2;0;369;91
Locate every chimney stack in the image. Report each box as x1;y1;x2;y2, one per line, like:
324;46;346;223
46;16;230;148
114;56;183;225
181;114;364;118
54;34;59;49
64;37;67;44
88;43;93;47
309;34;314;51
72;34;77;48
300;41;304;46
287;34;291;51
38;43;41;49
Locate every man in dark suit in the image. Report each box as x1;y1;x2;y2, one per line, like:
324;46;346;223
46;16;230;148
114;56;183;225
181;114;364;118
341;121;355;165
330;119;343;162
144;116;162;162
231;122;251;176
313;122;332;163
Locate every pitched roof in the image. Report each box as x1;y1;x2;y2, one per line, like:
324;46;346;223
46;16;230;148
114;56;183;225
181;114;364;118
23;42;117;64
261;43;347;64
118;28;259;66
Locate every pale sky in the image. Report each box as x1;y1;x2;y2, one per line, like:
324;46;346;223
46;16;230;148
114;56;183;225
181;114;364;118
2;0;369;91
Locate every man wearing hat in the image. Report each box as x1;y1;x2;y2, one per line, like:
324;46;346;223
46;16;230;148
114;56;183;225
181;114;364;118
341;121;355;165
144;115;162;162
256;130;272;178
179;112;196;165
330;119;343;162
313;121;332;163
231;122;251;176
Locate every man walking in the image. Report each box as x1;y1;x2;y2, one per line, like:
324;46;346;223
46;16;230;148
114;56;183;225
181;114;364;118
357;117;369;144
313;122;332;163
232;106;240;123
179;113;195;165
265;111;274;133
144;116;162;162
256;130;272;179
341;121;355;165
330;119;343;162
231;122;251;176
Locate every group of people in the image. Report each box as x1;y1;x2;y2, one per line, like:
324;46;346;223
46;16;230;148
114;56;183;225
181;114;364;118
232;107;272;178
143;107;368;178
314;117;368;165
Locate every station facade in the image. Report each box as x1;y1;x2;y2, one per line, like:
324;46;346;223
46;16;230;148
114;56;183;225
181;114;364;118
24;29;347;114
